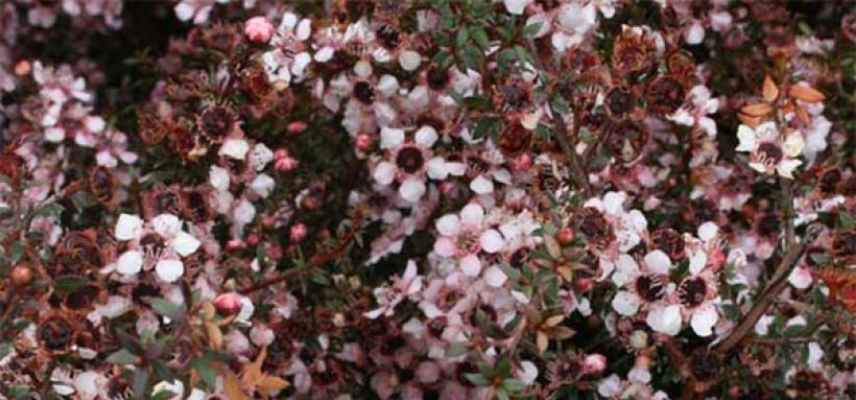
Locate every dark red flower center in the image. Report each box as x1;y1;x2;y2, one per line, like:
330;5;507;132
395;146;424;174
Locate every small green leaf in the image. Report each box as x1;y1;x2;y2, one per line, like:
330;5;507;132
523;22;543;38
54;275;90;293
190;356;218;389
456;28;470;47
471;27;490;49
464;373;489;386
146;297;186;322
106;348;139;365
503;378;528;392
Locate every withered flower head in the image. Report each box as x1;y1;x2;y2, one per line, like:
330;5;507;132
137;109;168;145
142;184;183;219
818;168;841;193
611;25;658;78
603;119;649;164
651;228;685;261
604;86;635;117
787;370;831;399
426;65;450;92
55;229;103;275
169;119;207;161
666;50;697;84
843;13;856;43
0;152;26;184
645;76;686;116
38;313;75;354
498;122;533;158
197;104;238;142
578;207;615;248
180;187;213;223
89;166;116;205
493;80;532;111
191;23;241;54
833;230;856;264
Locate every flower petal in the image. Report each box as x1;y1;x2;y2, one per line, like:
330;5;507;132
155;259;184;283
116;250;143;276
479;229;505;253
484;265;508;287
644;250;672;275
690;305;719;337
646;304;683;336
399;177;426;202
380;127;405;149
115;214;143;241
611;291;640;316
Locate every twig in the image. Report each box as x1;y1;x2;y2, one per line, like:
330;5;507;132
713;238;809;355
239;212;363;295
524;39;592;198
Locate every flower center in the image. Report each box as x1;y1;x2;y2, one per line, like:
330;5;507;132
635;275;666;302
39;317;73;351
498;123;532;157
652;228;685;261
579;208;614;246
606;87;634;116
199;106;234;140
456;231;482;255
646;77;685;115
427;66;450;91
757;142;783;166
833;230;856;258
376;25;400;49
90;166;114;202
395;146;424;174
605;119;648;164
353;81;375;104
756;213;781;237
679;277;707;308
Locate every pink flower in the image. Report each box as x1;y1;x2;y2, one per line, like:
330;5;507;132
582;354;608;375
214;292;243;315
290;223;307;242
433;202;506;276
365;260;423;319
245;16;275;44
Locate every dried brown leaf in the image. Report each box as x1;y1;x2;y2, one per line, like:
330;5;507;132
788;84;825;103
762;76;779;103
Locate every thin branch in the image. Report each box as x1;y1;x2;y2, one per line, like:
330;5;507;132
240;212;363;295
714;238;809;355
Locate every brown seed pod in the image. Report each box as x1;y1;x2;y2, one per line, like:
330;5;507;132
611;26;657;78
602;119;650;165
498;122;533;158
645;76;686;116
89;166;116;206
10;263;34;287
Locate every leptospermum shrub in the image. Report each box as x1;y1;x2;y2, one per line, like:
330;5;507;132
1;0;856;399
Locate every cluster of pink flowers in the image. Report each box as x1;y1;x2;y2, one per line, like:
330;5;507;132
2;1;856;399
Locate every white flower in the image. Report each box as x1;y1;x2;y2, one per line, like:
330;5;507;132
503;0;529;15
116;250;144;275
219;138;250;160
233;199;256;225
684;21;705;44
646;304;682;335
398;50;422;71
155;259;184;283
152;213;182;238
612;290;641;316
209;166;230;191
736;122;803;179
250;174;276;198
249;143;274;171
788;266;813;289
484;265;508;287
115;214;143;241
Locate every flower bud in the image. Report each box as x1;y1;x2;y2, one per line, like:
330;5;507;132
510;153;532;172
244;16;275;43
275;157;298;172
355;134;374;152
556;227;575;245
288;121;308;135
214;292;243;316
11;264;34;287
274;148;290;160
581;354;607;375
290;223;307;243
14;60;31;77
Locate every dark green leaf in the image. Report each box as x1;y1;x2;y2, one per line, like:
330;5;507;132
106;348;139;365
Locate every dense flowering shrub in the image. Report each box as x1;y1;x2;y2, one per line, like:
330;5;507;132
2;0;856;399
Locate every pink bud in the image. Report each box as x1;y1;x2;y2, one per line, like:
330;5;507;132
355;133;374;152
556;227;574;245
275;157;298;172
246;233;260;246
214;292;243;315
14;60;31;76
244;16;275;44
274;148;290;160
226;239;245;251
511;153;532;172
575;277;594;293
290;223;307;242
288;121;308;135
581;354;607;375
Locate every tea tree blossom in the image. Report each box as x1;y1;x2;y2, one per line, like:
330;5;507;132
736;121;804;178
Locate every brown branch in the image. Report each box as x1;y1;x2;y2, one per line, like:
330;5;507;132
713;238;809;355
523;39;592;198
240;212;363;295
